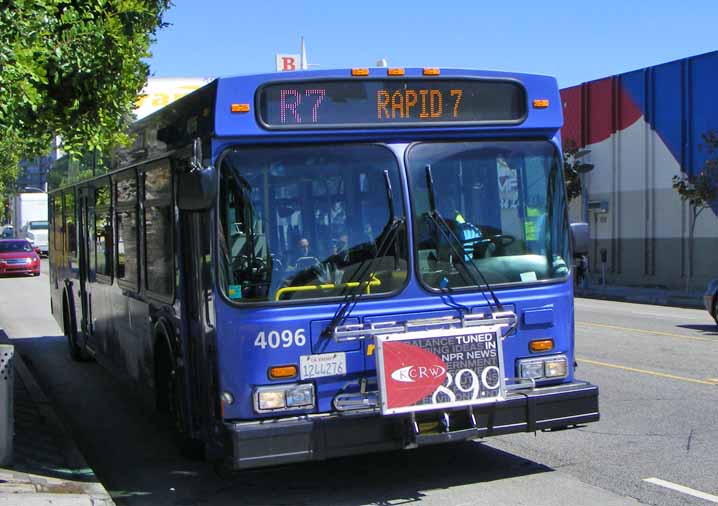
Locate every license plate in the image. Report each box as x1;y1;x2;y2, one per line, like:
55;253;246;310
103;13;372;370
300;352;347;380
375;326;505;415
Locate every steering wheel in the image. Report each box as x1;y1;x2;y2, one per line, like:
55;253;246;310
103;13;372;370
487;234;515;247
232;255;267;278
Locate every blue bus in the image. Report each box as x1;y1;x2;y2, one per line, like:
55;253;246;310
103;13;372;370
48;67;599;470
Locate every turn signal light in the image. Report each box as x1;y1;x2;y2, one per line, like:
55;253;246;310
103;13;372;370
532;99;550;109
352;68;369;76
529;339;554;353
269;365;297;379
231;103;250;113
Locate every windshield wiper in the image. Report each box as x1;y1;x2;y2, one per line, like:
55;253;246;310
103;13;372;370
323;170;404;338
424;165;504;312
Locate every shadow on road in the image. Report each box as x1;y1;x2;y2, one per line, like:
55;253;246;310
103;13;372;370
14;335;555;506
675;324;718;336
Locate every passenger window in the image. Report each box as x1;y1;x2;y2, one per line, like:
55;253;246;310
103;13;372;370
115;174;138;289
143;162;173;296
95;181;112;278
53;195;63;251
64;191;77;257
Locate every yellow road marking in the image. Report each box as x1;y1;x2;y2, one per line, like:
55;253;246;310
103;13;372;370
576;321;715;342
578;357;718;386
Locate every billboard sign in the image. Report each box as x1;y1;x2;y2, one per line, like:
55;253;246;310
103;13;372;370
375;325;505;415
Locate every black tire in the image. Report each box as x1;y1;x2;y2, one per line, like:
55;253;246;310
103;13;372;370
64;298;91;362
155;334;205;460
713;296;718;326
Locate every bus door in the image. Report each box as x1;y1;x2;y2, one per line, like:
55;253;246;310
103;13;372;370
77;187;95;341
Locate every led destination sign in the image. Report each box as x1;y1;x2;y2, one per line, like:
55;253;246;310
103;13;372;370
257;79;526;128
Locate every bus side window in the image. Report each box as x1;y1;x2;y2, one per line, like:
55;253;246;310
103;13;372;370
115;173;139;289
64;191;77;258
143;161;173;297
53;194;64;252
95;181;112;279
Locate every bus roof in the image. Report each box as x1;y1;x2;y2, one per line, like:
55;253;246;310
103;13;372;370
126;68;562;161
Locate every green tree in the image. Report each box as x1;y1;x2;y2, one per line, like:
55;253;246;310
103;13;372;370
0;0;171;185
0;132;22;221
672;130;718;281
563;139;593;203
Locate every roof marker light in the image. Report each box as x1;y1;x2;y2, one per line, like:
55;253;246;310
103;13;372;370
423;68;440;76
387;68;405;76
231;103;250;113
533;99;550;109
352;68;369;76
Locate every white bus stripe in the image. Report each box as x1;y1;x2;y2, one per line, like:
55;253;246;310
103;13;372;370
643;478;718;503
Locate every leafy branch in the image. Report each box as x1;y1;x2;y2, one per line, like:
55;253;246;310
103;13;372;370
563;139;593;202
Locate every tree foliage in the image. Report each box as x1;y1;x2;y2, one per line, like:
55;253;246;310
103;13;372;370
672;131;718;219
671;130;718;283
563;139;593;202
0;0;171;183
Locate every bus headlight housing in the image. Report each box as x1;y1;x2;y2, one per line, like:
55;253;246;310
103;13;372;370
254;384;315;413
518;354;568;380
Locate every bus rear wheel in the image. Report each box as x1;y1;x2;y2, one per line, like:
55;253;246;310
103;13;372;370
64;298;91;362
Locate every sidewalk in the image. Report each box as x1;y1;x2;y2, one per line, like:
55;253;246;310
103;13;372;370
0;332;114;505
575;283;705;309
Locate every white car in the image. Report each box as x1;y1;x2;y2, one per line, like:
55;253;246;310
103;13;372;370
21;220;49;256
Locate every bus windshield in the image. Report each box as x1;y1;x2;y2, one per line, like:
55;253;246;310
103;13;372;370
218;144;408;304
406;140;569;290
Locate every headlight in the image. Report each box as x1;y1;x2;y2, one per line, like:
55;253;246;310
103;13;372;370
254;384;315;413
545;356;568;377
518;354;568;380
519;359;545;379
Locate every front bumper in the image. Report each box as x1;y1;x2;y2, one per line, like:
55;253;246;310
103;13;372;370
0;265;40;275
223;380;599;470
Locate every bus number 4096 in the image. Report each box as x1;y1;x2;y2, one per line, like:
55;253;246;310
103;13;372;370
254;329;307;349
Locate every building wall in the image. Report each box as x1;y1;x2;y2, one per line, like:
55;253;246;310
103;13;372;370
562;51;718;291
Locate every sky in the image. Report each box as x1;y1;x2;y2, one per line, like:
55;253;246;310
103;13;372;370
147;1;718;88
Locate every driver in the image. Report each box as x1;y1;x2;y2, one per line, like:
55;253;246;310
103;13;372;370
289;237;316;270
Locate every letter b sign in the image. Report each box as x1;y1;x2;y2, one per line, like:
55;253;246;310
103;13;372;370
276;54;299;72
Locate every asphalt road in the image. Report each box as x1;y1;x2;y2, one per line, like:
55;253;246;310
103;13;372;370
1;263;716;506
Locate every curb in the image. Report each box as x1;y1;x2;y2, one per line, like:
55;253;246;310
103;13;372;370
0;330;115;505
575;291;705;310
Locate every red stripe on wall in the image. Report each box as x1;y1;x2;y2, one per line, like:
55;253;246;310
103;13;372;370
561;77;642;149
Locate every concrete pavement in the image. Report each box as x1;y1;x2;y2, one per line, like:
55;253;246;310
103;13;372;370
0;329;114;506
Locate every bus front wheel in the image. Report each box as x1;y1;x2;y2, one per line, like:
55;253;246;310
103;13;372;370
155;335;205;460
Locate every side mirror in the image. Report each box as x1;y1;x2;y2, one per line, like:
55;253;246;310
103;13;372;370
570;222;590;257
177;166;217;210
177;138;217;211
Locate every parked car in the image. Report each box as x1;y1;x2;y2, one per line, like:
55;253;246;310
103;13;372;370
0;239;41;276
0;225;13;238
705;280;718;326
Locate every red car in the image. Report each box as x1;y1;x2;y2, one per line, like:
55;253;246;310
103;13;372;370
0;239;41;276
